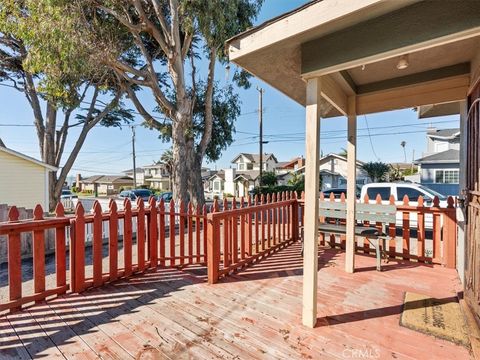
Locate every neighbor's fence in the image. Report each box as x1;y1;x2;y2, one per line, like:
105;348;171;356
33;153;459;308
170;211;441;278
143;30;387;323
207;192;298;284
299;191;457;268
0;197;208;313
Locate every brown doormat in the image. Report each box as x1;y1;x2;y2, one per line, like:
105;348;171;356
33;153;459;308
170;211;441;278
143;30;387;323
400;292;470;347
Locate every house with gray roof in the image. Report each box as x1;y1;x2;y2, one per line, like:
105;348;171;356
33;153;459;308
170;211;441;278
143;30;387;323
415;128;460;196
80;175;133;196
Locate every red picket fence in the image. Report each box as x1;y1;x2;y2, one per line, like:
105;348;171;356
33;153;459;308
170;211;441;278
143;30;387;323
0;197;209;313
207;192;299;284
0;189;458;313
299;191;457;268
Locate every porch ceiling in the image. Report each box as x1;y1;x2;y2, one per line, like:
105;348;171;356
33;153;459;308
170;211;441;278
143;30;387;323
227;0;480;117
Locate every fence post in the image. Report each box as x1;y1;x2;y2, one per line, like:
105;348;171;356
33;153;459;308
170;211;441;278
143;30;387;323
7;206;21;311
72;202;85;293
33;205;45;299
443;196;457;269
108;200;118;281
207;199;220;284
292;192;299;241
55;203;67;290
149;197;158;268
93;201;103;286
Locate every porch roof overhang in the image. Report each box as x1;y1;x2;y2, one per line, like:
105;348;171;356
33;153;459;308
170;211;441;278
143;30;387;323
226;0;480;117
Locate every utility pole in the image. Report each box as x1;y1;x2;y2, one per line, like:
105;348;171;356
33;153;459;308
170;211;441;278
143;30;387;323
257;86;264;186
131;126;137;188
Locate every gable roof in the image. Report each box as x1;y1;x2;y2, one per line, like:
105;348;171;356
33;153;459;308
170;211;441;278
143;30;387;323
231;153;278;164
122;167;144;174
0;146;57;171
294;153;364;173
235;170;260;182
414;149;460;164
426;128;460;140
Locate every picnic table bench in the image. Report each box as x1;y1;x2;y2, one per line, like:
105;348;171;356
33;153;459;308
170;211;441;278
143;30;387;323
301;201;397;271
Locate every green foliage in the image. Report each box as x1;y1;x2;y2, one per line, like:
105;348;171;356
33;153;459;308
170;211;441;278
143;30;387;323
260;171;277;187
362;161;391;182
403;167;418;176
287;172;305;192
337;148;348;158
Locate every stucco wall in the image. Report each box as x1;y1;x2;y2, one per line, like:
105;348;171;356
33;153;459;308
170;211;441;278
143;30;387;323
0;151;48;209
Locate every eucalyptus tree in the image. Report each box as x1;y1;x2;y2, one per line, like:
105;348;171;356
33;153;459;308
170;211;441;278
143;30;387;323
39;0;263;205
0;1;134;210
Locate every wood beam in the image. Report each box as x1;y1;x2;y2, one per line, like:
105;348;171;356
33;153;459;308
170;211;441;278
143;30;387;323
302;77;321;328
301;1;480;77
357;63;470;95
356;75;469;115
319;75;348;116
345;96;357;274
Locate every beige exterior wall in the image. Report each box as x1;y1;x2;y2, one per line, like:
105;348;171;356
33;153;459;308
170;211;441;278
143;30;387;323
0;151;49;209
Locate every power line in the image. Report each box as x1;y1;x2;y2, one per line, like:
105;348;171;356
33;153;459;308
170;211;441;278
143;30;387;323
363;115;380;161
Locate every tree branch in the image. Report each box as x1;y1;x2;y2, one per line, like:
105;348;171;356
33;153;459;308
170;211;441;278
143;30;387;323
181;31;193;60
124;84;164;131
128;0;170;54
198;47;217;157
55;110;71;167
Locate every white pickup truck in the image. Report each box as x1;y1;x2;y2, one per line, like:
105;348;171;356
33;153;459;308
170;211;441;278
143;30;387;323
360;182;450;229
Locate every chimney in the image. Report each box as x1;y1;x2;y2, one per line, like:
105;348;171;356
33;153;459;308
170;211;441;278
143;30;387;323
76;173;82;191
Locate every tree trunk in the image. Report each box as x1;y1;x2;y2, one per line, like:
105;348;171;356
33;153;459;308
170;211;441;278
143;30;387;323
189;154;206;206
171;120;189;204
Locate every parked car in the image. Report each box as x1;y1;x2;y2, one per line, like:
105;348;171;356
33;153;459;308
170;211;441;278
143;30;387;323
321;187;360;199
156;191;190;204
118;189;153;202
360;182;448;206
60;189;78;210
60;189;78;199
156;191;173;202
360;182;450;229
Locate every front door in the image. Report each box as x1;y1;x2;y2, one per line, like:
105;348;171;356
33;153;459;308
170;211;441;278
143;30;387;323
465;81;480;324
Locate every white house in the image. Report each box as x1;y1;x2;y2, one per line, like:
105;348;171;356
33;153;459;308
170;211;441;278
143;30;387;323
295;153;370;190
231;153;278;172
142;163;171;190
0;146;57;209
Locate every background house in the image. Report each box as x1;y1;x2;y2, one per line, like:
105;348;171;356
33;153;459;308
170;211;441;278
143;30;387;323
0;146;57;209
231;153;278;172
80;175;133;195
295;153;370;190
142;163;171;190
122;167;145;186
414;128;460;196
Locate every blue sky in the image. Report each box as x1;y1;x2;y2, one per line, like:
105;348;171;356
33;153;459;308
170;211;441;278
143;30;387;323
0;0;459;177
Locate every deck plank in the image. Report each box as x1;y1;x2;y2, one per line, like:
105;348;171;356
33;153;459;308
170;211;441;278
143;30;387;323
6;310;65;359
0;241;472;359
0;316;31;359
46;294;134;359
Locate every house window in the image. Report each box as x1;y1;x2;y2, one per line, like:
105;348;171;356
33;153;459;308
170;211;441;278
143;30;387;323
435;169;459;184
238;163;245;171
213;181;220;191
247;163;253;170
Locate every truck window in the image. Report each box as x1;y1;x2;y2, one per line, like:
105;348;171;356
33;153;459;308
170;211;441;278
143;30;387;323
366;187;390;201
397;187;423;202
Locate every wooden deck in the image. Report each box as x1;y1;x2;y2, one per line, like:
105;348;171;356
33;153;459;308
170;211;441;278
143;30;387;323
0;241;472;359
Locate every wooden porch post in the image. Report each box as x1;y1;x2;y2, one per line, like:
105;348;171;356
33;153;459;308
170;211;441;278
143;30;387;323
302;78;321;328
345;96;357;273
